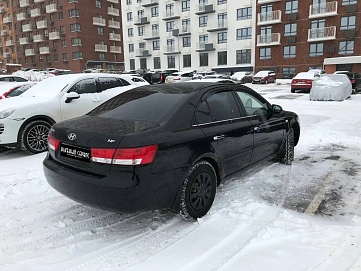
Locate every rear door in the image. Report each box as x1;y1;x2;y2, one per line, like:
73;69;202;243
195;89;254;175
60;78;102;120
234;89;286;164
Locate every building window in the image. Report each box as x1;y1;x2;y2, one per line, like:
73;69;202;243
60;26;65;34
236;27;252;40
59;12;63;20
62;53;67;61
340;16;356;30
311;19;325;29
284;23;297;36
260;47;271;60
342;0;357;5
69;9;79;18
285;0;298;14
183;54;191;67
153;40;160;50
199;16;208;27
282;67;296;79
71;37;82;46
138;26;145;36
39;56;43;63
128;28;133;37
183;36;191;47
61;39;66;47
126;0;132;4
309;43;323;56
72;52;83;60
237;7;252;20
200;53;208;67
70;23;80;32
99;53;105;60
218;0;227;4
218;32;227;43
151;7;158;17
182;0;190;11
236;49;251;64
168;55;175;68
127;12;132;21
130;59;135;70
96;0;101;8
339;40;354;54
129;43;134;52
54;54;58;61
283;45;296;58
166;21;173;32
98;27;104;35
140;58;147;69
218;51;227;65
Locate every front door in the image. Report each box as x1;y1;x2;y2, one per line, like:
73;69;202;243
60;78;101;121
196;90;254;175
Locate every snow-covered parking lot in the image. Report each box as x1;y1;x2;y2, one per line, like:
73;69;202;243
1;83;361;271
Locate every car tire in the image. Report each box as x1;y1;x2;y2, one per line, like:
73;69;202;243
280;128;294;165
265;80;269;84
291;88;295;93
20;120;52;154
179;161;217;220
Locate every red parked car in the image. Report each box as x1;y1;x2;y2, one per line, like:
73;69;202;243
252;70;276;84
291;72;319;93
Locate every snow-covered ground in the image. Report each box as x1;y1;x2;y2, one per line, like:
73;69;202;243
1;83;361;271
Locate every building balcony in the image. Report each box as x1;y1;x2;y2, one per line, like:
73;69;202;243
16;12;26;21
34;0;45;2
37;20;47;29
93;17;106;26
257;33;281;46
3;52;11;59
25;49;35;56
110;46;122;53
49;31;60;40
144;29;159;40
108;20;120;28
142;0;158;7
107;7;119;16
309;1;337;18
95;44;108;52
0;30;7;36
3;17;12;24
46;4;57;13
0;7;5;14
19;0;30;7
195;1;215;15
107;0;119;3
258;10;281;25
33;34;43;42
134;16;150;25
109;33;121;41
162;10;180;21
196;42;215;52
308;26;336;42
19;37;29;44
30;8;41;17
22;23;32;32
5;40;14;46
163;45;180;54
258;0;281;3
207;19;228;32
135;48;150;57
39;47;50;54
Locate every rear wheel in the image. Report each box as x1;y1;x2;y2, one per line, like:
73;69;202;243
179;161;217;220
20;120;52;154
291;88;295;93
280;128;294;165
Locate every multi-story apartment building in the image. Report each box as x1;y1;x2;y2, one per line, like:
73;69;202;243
122;0;255;73
255;0;361;78
0;0;124;72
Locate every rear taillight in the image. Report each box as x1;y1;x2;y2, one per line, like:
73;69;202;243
306;80;313;84
160;73;164;82
351;79;356;83
173;77;181;80
91;145;158;166
48;135;60;151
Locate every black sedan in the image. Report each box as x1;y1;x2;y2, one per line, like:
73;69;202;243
43;83;300;220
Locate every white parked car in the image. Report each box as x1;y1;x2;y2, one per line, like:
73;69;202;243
0;73;148;153
231;71;253;84
0;75;28;82
165;71;195;83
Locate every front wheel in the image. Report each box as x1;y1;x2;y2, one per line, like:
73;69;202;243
179;161;217;220
280;128;295;165
20;120;52;154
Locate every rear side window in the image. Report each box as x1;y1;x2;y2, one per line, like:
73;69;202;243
181;73;193;77
88;89;187;122
0;77;13;82
119;78;130;86
131;77;146;83
98;77;122;92
7;84;34;97
68;78;97;94
206;92;240;122
14;77;28;82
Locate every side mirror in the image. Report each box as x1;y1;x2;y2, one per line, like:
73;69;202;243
272;104;283;113
65;92;80;103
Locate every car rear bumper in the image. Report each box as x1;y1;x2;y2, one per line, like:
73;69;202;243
291;84;312;89
43;154;187;213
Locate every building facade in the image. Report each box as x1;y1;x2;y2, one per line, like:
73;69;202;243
255;0;361;78
122;0;256;74
0;0;124;72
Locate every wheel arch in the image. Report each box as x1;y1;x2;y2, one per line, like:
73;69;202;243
193;153;225;186
17;115;56;145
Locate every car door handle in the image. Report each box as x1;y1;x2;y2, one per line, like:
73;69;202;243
213;135;225;141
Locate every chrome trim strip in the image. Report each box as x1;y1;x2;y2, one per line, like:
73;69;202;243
192;116;257;127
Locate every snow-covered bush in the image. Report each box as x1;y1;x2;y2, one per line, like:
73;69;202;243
12;70;55;82
310;74;352;101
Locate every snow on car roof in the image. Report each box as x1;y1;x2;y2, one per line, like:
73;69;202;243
255;71;272;76
294;72;317;79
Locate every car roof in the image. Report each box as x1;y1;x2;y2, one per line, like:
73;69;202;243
135;82;222;94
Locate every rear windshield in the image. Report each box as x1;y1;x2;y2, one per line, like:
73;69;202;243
88;89;187;122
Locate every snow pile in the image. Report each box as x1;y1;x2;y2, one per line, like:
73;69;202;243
310;74;352;101
12;70;55;82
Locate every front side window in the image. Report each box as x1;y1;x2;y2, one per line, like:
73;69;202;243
68;78;96;94
236;91;269;117
206;92;240;122
98;77;122;92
